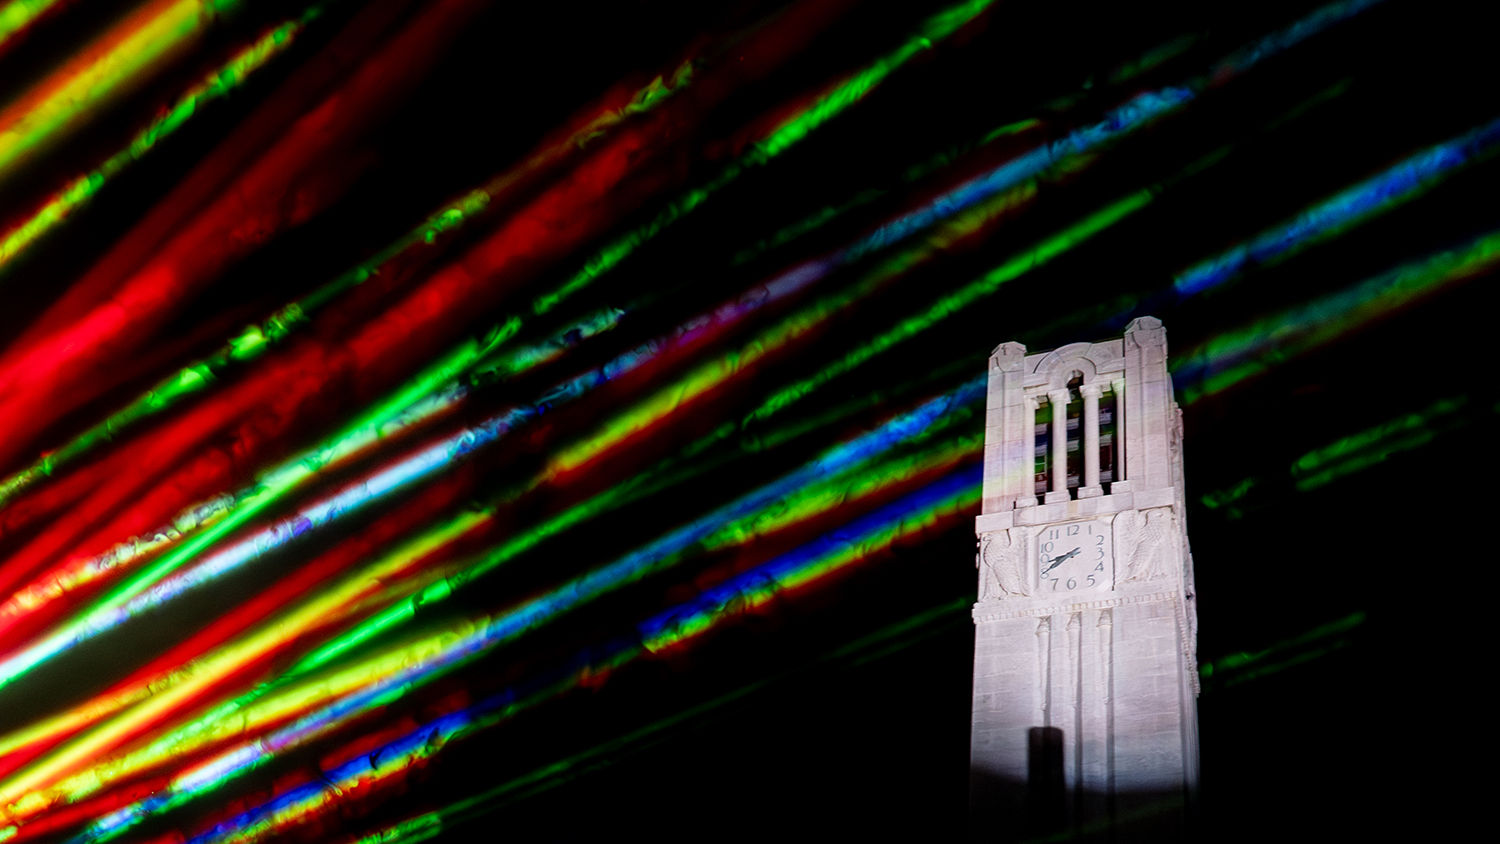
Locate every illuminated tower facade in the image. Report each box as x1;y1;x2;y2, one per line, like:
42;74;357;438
969;317;1198;840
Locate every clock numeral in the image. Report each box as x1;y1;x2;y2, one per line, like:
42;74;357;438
1039;522;1111;593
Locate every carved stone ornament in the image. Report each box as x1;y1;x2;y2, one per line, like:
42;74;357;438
990;341;1026;371
976;529;1029;600
1114;507;1177;583
1124;315;1166;349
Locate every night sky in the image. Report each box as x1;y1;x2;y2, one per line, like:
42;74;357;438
0;0;1491;840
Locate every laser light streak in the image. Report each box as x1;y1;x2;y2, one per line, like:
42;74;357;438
11;382;983;837
175;465;983;844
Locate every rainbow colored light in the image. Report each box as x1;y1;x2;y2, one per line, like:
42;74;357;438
0;0;1486;838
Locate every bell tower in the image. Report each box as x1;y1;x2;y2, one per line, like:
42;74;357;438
969;317;1198;840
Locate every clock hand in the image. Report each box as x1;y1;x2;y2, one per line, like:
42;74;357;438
1041;548;1081;576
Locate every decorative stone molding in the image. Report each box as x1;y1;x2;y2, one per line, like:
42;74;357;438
976;528;1030;600
972;589;1182;622
991;340;1027;371
1084;339;1124;371
1114;506;1177;583
1124;314;1165;350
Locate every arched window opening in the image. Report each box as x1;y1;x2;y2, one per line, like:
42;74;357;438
1064;371;1083;493
1027;370;1122;504
1034;399;1051;499
1099;387;1118;492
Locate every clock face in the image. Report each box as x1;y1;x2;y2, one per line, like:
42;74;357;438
1036;519;1113;594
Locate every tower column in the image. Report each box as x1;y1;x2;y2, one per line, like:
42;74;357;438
1079;383;1102;499
1046;389;1071;503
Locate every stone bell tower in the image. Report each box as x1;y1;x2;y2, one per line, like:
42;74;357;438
968;317;1198;840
